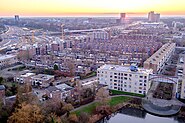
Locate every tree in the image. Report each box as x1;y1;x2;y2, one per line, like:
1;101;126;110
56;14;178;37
46;113;61;123
8;103;44;123
78;112;90;123
54;64;59;70
0;77;3;84
42;98;64;116
96;88;110;105
68;114;78;123
13;84;38;108
62;103;74;117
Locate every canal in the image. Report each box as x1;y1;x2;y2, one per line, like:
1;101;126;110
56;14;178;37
97;107;185;123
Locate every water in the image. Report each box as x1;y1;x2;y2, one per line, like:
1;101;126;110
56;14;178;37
97;108;185;123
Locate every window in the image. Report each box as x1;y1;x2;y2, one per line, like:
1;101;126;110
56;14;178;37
129;74;132;77
124;74;128;76
139;80;142;82
124;77;127;80
114;80;117;82
140;76;143;78
114;76;117;78
114;73;117;75
139;91;142;93
110;79;112;81
144;76;147;79
139;83;142;86
110;75;112;78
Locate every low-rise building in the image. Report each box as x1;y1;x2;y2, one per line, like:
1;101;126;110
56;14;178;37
31;74;55;88
97;64;153;95
144;43;175;73
45;86;61;99
15;72;35;84
0;54;18;69
55;84;74;101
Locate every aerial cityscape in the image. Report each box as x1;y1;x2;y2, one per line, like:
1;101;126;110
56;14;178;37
0;0;185;123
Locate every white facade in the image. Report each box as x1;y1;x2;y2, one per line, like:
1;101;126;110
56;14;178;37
97;64;153;95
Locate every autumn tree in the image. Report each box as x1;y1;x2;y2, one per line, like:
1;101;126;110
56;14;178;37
78;112;90;123
42;98;65;116
62;103;74;117
96;87;110;105
13;84;38;108
45;113;61;123
8;103;44;123
68;114;78;123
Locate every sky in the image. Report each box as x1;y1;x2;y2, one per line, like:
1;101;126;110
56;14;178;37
1;0;185;17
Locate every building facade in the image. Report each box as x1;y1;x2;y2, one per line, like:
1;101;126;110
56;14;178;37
97;64;153;95
144;43;175;73
0;55;18;69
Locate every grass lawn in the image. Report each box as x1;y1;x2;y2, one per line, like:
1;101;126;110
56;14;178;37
73;96;131;116
110;90;145;97
108;96;131;107
73;102;99;116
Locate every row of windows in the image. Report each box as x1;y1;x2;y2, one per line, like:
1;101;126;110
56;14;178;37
110;79;147;83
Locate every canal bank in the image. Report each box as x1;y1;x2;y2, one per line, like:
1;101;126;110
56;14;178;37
97;107;185;123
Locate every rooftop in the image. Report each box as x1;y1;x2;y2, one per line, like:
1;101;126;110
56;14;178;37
31;74;54;80
0;85;5;90
21;73;35;77
46;86;60;93
0;54;16;61
98;64;153;74
145;43;176;64
56;83;73;92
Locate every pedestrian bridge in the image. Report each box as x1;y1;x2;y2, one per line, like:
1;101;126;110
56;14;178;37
149;74;178;84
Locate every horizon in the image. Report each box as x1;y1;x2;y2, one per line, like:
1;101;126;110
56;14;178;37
1;0;185;17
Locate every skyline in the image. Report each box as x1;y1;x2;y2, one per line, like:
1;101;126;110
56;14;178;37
1;0;185;17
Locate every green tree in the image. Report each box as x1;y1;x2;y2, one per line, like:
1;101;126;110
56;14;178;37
54;64;59;70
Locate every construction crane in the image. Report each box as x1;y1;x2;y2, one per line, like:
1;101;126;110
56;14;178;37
61;24;65;40
30;29;43;43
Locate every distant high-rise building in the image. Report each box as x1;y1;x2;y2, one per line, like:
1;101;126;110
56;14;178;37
15;15;20;22
148;11;160;22
120;13;126;24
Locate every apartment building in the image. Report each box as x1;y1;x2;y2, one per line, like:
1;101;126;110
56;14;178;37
97;64;153;95
144;43;175;73
0;54;18;69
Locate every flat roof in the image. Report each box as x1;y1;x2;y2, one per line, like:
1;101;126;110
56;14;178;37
0;54;16;60
21;73;35;77
98;64;153;74
56;83;73;92
31;74;54;80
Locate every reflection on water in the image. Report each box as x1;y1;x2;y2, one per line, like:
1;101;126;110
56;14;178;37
97;108;185;123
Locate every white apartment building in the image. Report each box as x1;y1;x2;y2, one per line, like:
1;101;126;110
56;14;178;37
0;54;18;68
97;64;153;95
